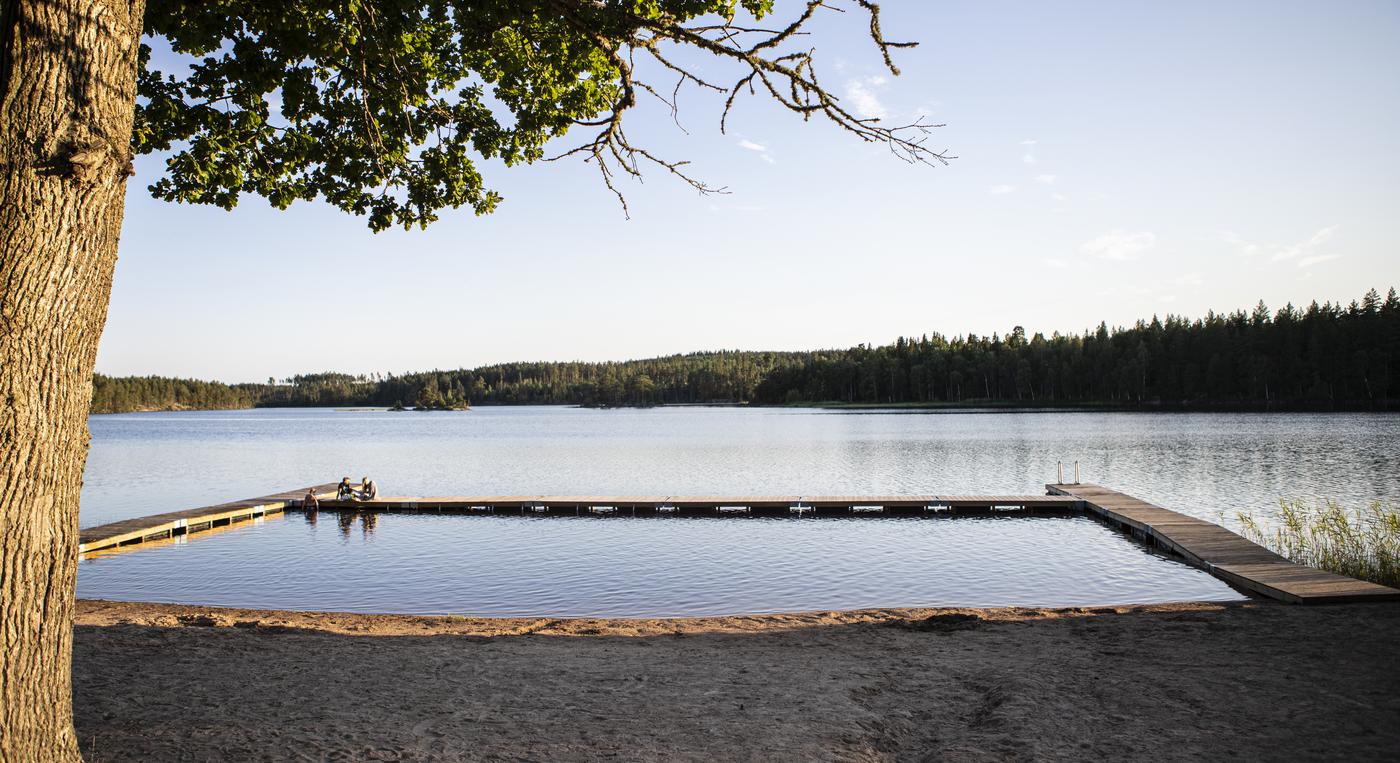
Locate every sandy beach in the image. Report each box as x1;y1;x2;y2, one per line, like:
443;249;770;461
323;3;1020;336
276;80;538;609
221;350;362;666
73;598;1400;761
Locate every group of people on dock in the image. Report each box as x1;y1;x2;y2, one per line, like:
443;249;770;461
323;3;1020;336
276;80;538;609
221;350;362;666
338;476;378;501
301;476;377;509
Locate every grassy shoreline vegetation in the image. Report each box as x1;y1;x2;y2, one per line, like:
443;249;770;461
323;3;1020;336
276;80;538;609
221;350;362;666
1239;500;1400;588
92;288;1400;414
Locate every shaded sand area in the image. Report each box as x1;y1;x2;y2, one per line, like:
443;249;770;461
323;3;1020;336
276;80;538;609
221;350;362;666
75;599;1400;761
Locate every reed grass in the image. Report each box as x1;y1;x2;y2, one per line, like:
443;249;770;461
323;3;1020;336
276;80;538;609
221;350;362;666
1238;500;1400;588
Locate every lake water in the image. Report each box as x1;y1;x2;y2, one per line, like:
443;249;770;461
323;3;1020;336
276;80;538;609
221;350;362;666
76;407;1399;615
82;407;1400;528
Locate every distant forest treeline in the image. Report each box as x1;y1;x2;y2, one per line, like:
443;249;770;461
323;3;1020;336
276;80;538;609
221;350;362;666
90;351;803;413
90;288;1400;413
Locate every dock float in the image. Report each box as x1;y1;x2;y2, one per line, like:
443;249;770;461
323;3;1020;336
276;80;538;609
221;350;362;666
78;483;340;555
1048;483;1400;605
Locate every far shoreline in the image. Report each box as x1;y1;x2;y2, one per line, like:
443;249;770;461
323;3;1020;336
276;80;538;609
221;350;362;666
89;399;1400;415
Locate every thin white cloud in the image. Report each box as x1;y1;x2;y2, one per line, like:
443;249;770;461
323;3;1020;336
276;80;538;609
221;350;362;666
1081;230;1156;261
1297;253;1341;268
844;76;889;119
1272;224;1339;261
1221;231;1260;257
736;138;775;165
1022;153;1037;165
1020;139;1038;145
1226;224;1339;262
1042;257;1070;269
910;102;942;121
1051;192;1068;202
990;184;1017;195
1035;174;1057;185
1305;224;1338;247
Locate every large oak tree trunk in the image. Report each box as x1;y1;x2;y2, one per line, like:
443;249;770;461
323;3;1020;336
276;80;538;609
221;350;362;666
1;0;143;759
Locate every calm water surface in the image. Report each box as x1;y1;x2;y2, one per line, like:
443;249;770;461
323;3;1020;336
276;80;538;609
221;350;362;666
83;407;1400;528
76;407;1396;615
77;513;1244;616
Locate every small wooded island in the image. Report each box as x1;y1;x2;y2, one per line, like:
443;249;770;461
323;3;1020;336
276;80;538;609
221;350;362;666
388;401;470;412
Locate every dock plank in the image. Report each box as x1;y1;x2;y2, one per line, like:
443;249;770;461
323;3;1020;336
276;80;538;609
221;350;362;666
1048;483;1400;604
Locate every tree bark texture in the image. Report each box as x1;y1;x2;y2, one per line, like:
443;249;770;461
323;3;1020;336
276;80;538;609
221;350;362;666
1;0;143;759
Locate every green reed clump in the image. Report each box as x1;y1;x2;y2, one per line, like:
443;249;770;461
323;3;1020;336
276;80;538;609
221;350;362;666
1238;500;1400;588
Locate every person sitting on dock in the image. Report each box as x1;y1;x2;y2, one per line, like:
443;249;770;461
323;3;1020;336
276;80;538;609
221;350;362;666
336;477;355;501
357;476;378;501
303;489;320;511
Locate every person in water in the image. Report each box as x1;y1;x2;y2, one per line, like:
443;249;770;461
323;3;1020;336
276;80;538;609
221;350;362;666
358;476;378;501
336;477;355;500
303;489;320;510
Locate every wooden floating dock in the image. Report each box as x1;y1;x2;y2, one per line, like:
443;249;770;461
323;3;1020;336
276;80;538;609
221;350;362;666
1048;483;1400;605
78;483;340;555
78;481;1400;606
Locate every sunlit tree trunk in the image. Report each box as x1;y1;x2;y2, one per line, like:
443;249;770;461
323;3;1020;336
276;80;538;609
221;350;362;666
1;0;143;759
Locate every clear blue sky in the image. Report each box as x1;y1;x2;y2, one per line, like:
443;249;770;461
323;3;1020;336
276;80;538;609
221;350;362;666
98;1;1400;382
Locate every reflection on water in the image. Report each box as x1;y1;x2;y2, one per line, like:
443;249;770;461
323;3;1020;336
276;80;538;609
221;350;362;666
77;513;1246;617
82;407;1400;529
324;509;377;539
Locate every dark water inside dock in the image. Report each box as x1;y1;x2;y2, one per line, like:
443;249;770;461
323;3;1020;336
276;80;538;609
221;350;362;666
77;513;1245;616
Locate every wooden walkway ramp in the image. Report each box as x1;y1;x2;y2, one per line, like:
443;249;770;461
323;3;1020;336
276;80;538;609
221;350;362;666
78;483;340;555
1048;483;1400;605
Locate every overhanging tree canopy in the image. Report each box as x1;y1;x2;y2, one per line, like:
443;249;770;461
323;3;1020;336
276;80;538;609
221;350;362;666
136;0;947;229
